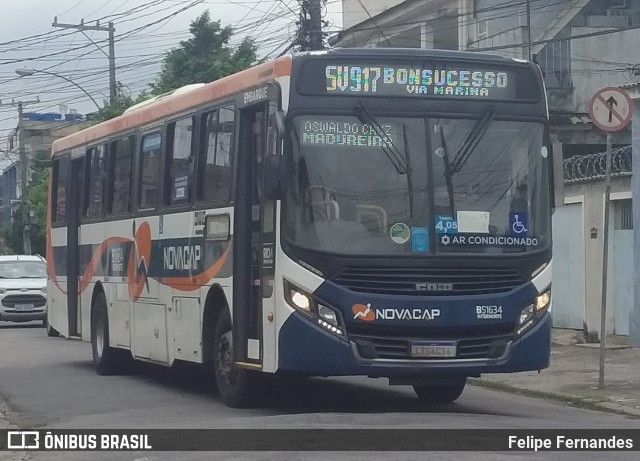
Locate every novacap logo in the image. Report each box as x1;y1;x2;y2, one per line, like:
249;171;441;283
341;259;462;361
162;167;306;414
352;304;442;321
352;303;375;321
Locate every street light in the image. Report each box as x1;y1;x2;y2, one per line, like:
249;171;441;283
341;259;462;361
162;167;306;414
15;67;102;111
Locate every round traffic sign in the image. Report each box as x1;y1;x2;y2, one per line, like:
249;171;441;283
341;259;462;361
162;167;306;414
588;87;633;132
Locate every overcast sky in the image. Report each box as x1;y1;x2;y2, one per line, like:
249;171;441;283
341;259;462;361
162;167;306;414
0;0;342;165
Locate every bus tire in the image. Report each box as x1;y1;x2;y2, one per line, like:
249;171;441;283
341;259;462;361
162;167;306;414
213;308;260;408
413;378;466;404
44;317;59;337
91;292;128;375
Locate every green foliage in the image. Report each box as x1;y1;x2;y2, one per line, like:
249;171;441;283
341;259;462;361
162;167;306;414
93;91;151;122
151;10;258;95
2;150;50;256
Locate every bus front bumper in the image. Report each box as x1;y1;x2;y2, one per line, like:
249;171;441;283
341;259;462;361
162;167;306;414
278;311;551;377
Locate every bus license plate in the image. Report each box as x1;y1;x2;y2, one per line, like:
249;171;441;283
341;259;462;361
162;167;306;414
14;304;35;311
410;341;457;358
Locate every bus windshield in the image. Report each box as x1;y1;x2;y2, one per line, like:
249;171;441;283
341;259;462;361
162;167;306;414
284;114;550;255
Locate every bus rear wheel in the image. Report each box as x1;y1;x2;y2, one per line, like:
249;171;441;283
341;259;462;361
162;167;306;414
213;308;261;408
91;292;129;375
413;378;466;404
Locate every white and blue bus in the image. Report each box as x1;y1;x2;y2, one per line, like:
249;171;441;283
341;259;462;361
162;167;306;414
47;48;553;407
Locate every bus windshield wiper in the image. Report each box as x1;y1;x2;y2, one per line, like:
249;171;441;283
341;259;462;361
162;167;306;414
439;109;495;215
354;103;414;217
449;109;494;175
354;102;409;175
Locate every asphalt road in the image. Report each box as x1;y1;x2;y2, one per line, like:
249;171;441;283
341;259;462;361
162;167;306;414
1;321;639;461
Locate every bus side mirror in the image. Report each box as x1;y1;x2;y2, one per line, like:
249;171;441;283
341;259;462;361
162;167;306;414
552;142;564;208
264;155;287;200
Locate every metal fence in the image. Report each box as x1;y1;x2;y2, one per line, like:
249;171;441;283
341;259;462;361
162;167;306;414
563;146;632;184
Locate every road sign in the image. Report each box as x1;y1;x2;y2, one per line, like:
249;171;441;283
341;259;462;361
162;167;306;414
588;87;633;132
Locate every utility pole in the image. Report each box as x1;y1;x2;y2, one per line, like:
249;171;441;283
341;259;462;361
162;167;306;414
309;0;323;51
0;98;39;254
52;17;116;104
296;0;325;51
18;102;30;255
526;0;532;60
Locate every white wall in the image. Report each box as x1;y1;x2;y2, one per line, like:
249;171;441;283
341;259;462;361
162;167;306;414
568;27;640;114
342;0;406;29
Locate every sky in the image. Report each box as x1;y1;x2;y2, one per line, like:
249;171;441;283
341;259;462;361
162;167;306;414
0;0;343;168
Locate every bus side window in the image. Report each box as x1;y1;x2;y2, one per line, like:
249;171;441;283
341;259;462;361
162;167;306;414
85;144;107;219
139;132;162;210
198;105;235;203
51;157;69;224
166;116;195;206
109;136;134;215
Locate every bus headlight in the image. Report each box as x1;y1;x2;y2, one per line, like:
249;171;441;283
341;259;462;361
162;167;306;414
284;280;313;313
283;280;344;336
517;290;551;335
535;291;551;311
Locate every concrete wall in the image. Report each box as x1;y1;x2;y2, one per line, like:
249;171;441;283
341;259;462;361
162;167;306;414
632;93;640;346
22;120;92;154
342;0;405;29
564;176;632;338
561;27;640;114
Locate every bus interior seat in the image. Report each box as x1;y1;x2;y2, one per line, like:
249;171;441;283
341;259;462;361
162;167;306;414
357;204;387;234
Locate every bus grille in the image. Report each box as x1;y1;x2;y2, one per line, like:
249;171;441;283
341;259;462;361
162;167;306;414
347;324;514;360
332;266;525;296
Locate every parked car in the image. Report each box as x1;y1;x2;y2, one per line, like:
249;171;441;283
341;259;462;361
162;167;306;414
0;255;48;326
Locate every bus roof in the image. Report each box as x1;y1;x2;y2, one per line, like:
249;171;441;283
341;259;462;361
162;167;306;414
51;56;292;156
296;47;531;65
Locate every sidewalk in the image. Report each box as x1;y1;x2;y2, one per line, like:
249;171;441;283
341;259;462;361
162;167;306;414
0;400;16;430
470;328;640;417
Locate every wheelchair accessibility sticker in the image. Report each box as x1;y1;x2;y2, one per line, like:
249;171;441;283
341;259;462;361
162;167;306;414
509;211;528;236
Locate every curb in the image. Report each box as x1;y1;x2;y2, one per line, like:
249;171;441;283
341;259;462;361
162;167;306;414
468;378;640;419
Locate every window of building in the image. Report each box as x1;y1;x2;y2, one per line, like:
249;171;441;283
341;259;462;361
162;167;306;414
166;117;195;205
614;199;633;230
85;144;108;218
199;105;235;203
109;136;134;215
51;157;69;224
139;132;162;210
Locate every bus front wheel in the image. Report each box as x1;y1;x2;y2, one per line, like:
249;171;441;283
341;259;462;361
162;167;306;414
44;316;59;337
413;378;466;404
91;292;129;375
213;308;261;408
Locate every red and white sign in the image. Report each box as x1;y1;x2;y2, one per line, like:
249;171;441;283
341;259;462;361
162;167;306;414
588;87;633;132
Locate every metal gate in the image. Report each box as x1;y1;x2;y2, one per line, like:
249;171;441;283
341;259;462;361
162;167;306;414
610;199;634;336
551;202;585;329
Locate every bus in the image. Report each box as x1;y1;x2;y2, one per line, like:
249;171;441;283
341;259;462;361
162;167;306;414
46;48;554;408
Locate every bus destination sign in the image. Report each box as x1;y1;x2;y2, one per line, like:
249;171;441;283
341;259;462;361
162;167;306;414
325;65;514;99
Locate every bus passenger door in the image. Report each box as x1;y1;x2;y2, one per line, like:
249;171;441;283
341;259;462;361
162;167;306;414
66;156;84;337
233;103;271;368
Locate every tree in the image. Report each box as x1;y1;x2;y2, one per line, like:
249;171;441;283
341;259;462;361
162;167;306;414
151;11;258;95
2;150;50;256
92;91;150;122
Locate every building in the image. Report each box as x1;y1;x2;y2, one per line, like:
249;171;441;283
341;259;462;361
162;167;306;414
626;81;640;346
332;0;639;150
331;0;640;340
0;113;91;226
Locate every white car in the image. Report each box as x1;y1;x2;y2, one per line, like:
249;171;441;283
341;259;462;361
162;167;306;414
0;255;48;325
